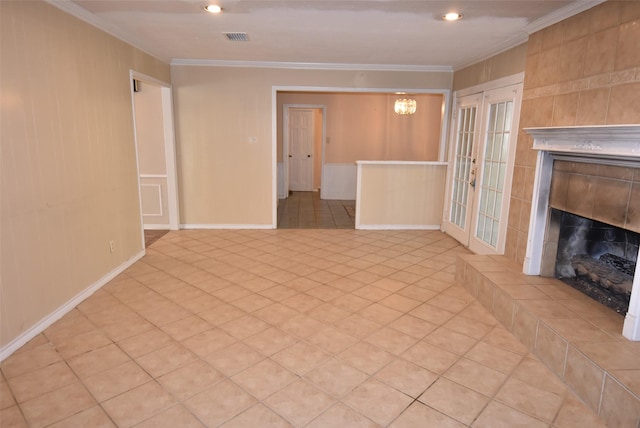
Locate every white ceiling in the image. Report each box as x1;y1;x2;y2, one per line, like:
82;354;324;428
51;0;604;70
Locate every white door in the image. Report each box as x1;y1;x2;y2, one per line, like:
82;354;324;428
288;108;314;191
445;84;522;255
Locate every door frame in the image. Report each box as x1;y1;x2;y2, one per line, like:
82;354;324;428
282;104;326;197
443;73;524;253
273;86;452;228
129;70;180;248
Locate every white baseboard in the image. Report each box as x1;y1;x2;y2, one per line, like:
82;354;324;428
355;224;442;230
143;224;170;230
180;224;275;230
0;249;145;362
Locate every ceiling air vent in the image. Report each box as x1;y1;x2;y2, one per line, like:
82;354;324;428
224;32;249;42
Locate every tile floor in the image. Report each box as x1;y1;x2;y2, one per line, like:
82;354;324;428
0;230;607;427
277;192;355;229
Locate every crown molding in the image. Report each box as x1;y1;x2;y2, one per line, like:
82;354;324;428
170;59;452;73
524;0;606;35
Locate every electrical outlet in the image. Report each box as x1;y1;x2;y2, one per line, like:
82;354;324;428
109;240;115;253
248;136;257;144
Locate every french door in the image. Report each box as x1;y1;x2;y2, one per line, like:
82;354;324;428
445;84;522;255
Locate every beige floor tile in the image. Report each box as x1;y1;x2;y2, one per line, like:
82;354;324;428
232;293;275;312
409;303;456;325
332;294;372;313
67;343;130;379
401;340;460;374
203;342;264;376
272;341;331;375
101;314;156;342
308;303;351;324
218;315;270;340
242;327;298;356
418;378;489;425
252;303;300;325
0;405;28;428
43;310;97;344
54;330;112;360
184;379;257;426
116;328;174;358
379;294;422;313
372;278;410;292
157;359;224;401
358;303;404;324
444;357;508;397
20;382;96;428
352;285;393;302
7;361;77;403
334;314;382;338
102;381;175;427
388;314;437;339
307;326;359;355
232;359;297;400
396;285;438;303
178;294;222;313
510;356;567;396
424;327;478;355
374;358;438;398
1;343;62;379
307;402;380;428
465;341;524;374
160;315;211;342
180;328;237;358
343;378;413;426
472;401;548;428
495;377;564;422
480;325;528;354
280;293;324;313
135;342;197;378
0;379;16;410
82;360;151;402
47;405;115;428
554;394;607;428
278;314;327;338
364;327;418;355
339;342;395;375
257;285;299;302
220;403;293;428
265;379;336;426
134;404;204;428
388;401;465;428
198;303;246;326
304;358;368;398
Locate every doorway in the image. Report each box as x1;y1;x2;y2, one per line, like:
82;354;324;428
444;82;522;255
130;71;180;248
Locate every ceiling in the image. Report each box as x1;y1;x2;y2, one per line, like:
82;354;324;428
51;0;604;70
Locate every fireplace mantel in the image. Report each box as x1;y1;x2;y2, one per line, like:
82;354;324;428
523;125;640;341
525;125;640;161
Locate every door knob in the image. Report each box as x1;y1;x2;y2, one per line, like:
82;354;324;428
288;154;292;157
307;155;311;158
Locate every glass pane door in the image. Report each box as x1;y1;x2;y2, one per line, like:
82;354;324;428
450;106;476;229
475;100;513;248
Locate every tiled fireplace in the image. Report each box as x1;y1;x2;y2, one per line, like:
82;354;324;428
523;125;640;341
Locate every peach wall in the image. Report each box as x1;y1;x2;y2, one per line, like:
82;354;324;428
0;1;170;349
171;65;451;226
277;92;444;163
505;0;640;265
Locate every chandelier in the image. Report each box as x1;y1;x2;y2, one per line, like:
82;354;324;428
394;98;417;115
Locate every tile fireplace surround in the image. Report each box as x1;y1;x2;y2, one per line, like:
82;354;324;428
524;125;640;342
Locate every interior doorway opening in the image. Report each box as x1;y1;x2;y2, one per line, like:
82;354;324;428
130;71;180;247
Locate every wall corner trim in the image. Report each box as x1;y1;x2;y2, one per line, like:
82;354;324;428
0;250;146;362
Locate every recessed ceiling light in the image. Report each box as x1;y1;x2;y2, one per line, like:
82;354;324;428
204;4;222;13
443;12;463;21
